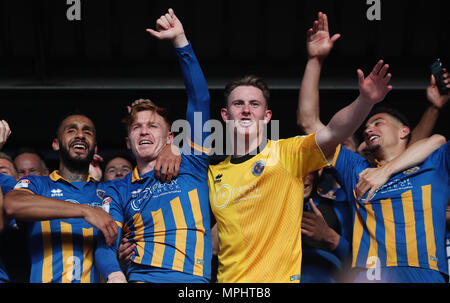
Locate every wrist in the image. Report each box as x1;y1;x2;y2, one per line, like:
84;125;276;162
324;229;340;251
172;34;189;48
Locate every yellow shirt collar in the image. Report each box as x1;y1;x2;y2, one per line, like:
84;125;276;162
49;170;96;183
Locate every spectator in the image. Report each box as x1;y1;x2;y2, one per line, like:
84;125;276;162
102;152;134;181
14;148;49;178
0;153;17;180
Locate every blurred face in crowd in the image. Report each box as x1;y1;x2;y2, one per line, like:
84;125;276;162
222;85;272;139
303;170;320;200
104;157;133;181
126;110;173;163
52;115;97;169
14;153;48;178
341;136;357;152
0;159;17;180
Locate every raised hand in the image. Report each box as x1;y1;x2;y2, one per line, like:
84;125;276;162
0;120;11;150
146;8;188;47
426;70;450;109
358;60;393;105
306;12;341;61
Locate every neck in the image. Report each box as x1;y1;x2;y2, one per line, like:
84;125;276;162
136;158;156;176
58;165;89;182
375;144;406;166
232;132;264;157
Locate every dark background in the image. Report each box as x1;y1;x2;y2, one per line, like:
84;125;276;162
0;0;449;169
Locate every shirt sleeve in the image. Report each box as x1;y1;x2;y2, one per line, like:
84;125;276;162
94;183;124;278
278;133;329;179
425;141;449;183
174;42;211;157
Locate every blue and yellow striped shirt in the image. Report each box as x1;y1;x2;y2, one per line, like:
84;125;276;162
95;42;212;281
11;171;105;283
332;142;450;276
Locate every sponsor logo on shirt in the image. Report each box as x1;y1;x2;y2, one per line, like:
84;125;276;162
51;188;63;197
14;179;30;189
102;197;111;213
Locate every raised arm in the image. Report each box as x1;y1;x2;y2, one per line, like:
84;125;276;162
409;72;450;144
356;134;446;200
316;60;393;159
146;8;210;151
297;12;340;134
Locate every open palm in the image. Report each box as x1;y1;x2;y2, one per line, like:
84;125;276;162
306;12;340;61
358;60;393;105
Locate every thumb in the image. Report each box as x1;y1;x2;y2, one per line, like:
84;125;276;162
308;198;323;217
430;74;436;86
330;33;341;44
146;28;161;39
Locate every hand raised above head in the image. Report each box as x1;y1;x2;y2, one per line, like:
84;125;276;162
306;12;341;61
146;8;188;47
357;60;393;105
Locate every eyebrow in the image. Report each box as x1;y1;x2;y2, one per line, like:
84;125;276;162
64;123;95;132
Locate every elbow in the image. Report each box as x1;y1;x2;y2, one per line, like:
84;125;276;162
430;134;446;149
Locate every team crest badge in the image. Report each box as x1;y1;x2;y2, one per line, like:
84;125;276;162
97;189;106;200
251;160;266;177
403;166;420;175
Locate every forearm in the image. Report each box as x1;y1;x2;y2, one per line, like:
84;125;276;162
382;134;446;175
4;190;88;221
297;58;326;134
409;105;440;145
94;231;122;278
317;95;373;158
175;43;210;146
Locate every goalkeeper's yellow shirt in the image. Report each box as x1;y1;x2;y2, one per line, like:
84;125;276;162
208;133;329;283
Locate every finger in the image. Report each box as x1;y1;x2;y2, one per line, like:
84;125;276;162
357;69;365;86
383;73;392;85
165;164;174;183
372;60;384;75
318;12;324;31
308;199;323;217
306;28;314;42
168;8;176;20
323;12;329;33
330;33;341;44
154;158;161;180
301;228;312;237
313;20;319;33
165;13;174;27
378;63;389;78
146;28;162;39
157;17;170;30
367;188;377;202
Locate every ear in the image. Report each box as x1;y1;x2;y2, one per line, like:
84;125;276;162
220;108;229;122
264;109;272;124
400;126;411;140
166;132;174;145
125;137;131;150
317;168;324;178
52;138;60;151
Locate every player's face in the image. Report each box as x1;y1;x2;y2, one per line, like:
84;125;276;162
104;157;133;181
303;172;317;199
53;115;97;164
15;153;44;178
363;113;406;151
126;110;173;163
221;85;272;138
